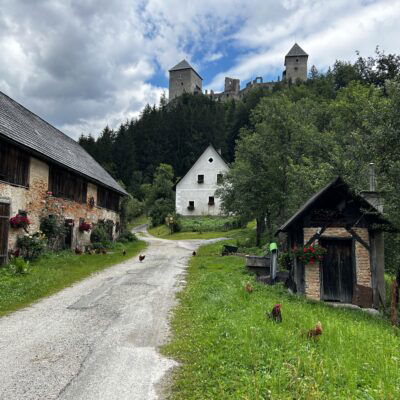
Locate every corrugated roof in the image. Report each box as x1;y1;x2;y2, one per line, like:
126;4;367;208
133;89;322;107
169;59;203;80
286;43;308;57
0;91;127;195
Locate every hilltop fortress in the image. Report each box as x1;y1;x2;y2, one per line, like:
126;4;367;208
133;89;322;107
169;43;308;101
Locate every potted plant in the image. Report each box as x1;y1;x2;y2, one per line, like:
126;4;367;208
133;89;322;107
292;244;327;265
79;221;92;232
9;214;31;231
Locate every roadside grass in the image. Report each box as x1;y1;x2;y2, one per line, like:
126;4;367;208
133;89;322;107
162;240;400;399
0;240;146;318
148;217;253;241
127;214;149;229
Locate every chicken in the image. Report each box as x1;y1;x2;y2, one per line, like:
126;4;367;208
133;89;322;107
123;250;126;256
192;251;196;256
101;249;107;254
75;247;82;255
267;304;282;323
139;255;145;262
307;321;323;339
245;283;253;293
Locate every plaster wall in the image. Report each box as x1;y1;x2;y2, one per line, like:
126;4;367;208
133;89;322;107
176;146;229;216
285;55;308;82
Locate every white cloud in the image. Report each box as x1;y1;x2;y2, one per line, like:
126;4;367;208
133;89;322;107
0;0;399;139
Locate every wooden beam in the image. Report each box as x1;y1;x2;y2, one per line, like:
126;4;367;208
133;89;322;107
345;227;370;251
305;227;326;246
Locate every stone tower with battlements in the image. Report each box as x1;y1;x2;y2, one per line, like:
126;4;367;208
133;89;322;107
283;43;308;82
168;60;203;100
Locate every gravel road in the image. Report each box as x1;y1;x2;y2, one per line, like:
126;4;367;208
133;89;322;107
0;228;222;400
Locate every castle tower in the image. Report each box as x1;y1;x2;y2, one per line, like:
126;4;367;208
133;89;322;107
283;43;308;82
168;60;203;100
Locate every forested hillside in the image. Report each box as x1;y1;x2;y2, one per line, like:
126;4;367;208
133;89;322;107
79;48;400;268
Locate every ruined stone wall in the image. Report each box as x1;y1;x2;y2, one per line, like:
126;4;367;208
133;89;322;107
0;156;120;251
302;227;372;300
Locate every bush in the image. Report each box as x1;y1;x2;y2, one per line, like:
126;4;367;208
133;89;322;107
117;231;138;243
165;213;182;233
40;215;66;250
149;198;175;227
90;224;109;243
17;232;46;261
8;257;30;275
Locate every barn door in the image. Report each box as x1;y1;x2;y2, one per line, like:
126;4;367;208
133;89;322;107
0;202;10;265
320;239;353;303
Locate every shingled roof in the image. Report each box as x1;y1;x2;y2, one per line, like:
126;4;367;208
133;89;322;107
286;43;308;57
169;59;203;80
0;91;127;195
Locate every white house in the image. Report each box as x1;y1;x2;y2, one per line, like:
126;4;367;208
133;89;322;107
176;145;229;216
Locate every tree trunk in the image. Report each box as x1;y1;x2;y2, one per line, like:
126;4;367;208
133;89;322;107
256;215;266;247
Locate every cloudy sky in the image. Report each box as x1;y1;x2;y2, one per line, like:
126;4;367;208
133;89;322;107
1;0;399;140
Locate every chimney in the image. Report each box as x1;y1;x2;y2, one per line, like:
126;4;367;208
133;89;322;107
360;163;384;212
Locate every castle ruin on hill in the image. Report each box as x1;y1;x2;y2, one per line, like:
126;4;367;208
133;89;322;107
168;43;308;101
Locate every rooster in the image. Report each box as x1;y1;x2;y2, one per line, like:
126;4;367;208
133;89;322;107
267;304;282;323
75;247;82;255
139;255;145;262
307;321;323;339
245;283;253;293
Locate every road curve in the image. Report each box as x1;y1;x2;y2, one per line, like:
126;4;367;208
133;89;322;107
0;228;223;400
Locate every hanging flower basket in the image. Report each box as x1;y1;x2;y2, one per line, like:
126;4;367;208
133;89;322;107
292;244;327;265
9;214;31;230
79;221;92;232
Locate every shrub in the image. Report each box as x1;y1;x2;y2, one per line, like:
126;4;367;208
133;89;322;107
90;224;109;243
8;257;30;275
149;198;175;227
117;231;138;243
17;232;46;261
165;213;182;233
40;215;66;250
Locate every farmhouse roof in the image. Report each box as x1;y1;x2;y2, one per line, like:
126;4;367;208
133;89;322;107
169;59;203;80
0;90;127;195
286;43;308;57
277;177;393;234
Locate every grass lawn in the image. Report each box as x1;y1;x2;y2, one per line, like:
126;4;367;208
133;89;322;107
0;240;146;318
128;214;149;229
162;240;400;399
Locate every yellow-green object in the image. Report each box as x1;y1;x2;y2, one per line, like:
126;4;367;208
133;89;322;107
269;242;278;252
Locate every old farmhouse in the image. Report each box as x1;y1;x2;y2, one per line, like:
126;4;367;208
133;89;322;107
175;144;229;216
277;177;393;309
0;91;127;264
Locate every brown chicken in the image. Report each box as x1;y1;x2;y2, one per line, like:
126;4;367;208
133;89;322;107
101;249;107;254
75;247;82;255
267;304;282;323
307;321;323;339
192;251;196;256
139;255;145;262
245;283;253;293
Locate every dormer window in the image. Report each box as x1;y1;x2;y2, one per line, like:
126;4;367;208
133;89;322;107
197;174;204;184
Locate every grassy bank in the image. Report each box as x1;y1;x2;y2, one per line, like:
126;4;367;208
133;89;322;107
163;240;400;399
0;240;146;318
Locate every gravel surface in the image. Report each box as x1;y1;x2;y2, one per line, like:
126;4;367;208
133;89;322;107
0;228;223;400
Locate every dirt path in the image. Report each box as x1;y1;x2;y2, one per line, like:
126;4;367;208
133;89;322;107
0;228;223;400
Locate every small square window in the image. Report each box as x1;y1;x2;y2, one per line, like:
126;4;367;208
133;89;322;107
217;174;223;184
197;174;204;184
208;196;215;206
188;201;195;211
208;157;214;163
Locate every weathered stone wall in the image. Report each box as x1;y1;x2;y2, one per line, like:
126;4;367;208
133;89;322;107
302;227;372;300
0;155;120;252
285;55;308;82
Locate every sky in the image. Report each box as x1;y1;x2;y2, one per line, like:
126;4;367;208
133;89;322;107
0;0;399;140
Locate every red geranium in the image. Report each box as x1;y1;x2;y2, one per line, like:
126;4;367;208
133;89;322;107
292;244;327;265
79;221;91;232
9;214;30;229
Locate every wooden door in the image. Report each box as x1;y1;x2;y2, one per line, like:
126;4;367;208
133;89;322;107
0;203;10;265
320;239;354;303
